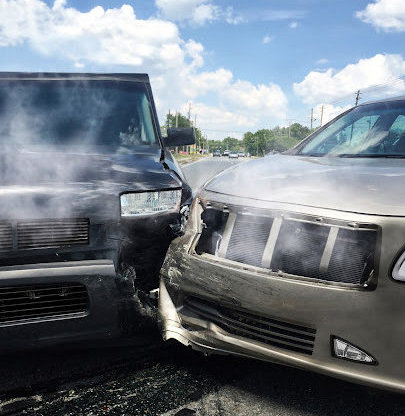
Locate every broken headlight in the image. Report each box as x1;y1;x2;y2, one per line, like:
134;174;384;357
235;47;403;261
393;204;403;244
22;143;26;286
120;190;181;217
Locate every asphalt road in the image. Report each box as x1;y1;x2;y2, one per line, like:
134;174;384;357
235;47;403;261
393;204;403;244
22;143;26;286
181;156;241;192
2;157;405;416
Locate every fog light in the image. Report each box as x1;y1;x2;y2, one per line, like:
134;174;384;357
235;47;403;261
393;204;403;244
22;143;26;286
332;337;376;364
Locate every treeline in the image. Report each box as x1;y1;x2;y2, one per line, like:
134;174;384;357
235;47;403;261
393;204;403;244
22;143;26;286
162;112;313;156
209;124;313;156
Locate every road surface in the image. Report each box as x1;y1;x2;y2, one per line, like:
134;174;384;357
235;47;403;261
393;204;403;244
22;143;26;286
1;157;405;416
181;156;241;192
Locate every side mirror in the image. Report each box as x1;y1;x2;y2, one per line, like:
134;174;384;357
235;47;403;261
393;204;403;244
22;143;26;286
164;127;196;147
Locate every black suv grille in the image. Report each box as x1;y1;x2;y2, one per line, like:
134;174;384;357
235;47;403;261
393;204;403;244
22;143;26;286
0;222;12;251
17;218;89;249
0;218;89;250
0;283;88;324
183;297;316;355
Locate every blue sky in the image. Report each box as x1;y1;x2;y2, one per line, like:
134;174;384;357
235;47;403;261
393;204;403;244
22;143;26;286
1;0;405;137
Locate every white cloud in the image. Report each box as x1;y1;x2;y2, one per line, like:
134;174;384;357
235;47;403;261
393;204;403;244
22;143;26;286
258;9;305;21
222;80;287;120
294;54;405;105
224;6;244;25
155;0;244;26
289;21;297;29
183;102;253;138
316;58;329;65
262;34;274;44
155;0;220;26
356;0;405;32
0;0;186;68
0;0;287;138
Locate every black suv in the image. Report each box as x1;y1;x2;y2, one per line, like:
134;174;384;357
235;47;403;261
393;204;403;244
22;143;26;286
0;73;194;351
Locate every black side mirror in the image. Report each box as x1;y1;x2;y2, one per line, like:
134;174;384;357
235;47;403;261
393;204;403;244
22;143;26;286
164;127;196;147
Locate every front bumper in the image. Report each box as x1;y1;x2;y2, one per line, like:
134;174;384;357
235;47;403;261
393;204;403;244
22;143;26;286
0;260;132;352
160;268;405;393
159;196;405;393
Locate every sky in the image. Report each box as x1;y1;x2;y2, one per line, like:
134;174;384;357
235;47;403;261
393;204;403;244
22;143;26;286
1;0;405;138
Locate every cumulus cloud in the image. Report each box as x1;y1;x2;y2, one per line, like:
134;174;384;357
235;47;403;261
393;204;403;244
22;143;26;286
289;21;298;29
294;54;405;105
155;0;220;26
0;0;287;138
222;80;287;120
262;35;274;44
0;0;187;69
356;0;405;32
155;0;243;26
182;102;254;138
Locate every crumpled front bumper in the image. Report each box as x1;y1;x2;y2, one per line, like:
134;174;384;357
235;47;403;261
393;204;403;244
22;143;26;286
0;260;135;352
159;252;405;394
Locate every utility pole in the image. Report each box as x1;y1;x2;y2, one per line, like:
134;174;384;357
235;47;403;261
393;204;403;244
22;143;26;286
167;109;171;132
310;108;313;130
175;111;178;154
320;105;324;127
187;103;192;154
355;90;361;106
194;114;200;154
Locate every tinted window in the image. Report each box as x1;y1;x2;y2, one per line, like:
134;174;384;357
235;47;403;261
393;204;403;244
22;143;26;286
298;101;405;157
0;80;159;151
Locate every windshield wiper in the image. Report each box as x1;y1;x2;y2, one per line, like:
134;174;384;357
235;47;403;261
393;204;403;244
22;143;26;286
338;154;405;158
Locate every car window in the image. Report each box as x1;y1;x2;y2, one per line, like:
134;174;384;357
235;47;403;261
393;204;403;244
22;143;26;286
0;80;159;152
298;102;405;156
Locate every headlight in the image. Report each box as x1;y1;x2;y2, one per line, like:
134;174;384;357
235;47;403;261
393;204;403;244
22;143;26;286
392;250;405;281
120;190;181;217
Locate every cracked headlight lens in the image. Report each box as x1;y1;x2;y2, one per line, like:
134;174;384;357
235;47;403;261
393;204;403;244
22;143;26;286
120;190;181;217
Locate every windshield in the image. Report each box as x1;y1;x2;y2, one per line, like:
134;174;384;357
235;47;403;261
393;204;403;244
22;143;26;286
298;101;405;157
0;79;159;152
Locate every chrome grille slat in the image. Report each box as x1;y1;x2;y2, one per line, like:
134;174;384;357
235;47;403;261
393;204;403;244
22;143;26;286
0;285;85;296
1;296;88;308
1;302;88;315
0;283;88;324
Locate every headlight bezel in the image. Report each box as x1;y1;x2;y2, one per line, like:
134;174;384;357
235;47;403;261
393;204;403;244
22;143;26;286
120;189;182;217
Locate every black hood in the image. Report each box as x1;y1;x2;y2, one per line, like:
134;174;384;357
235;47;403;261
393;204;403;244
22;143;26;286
0;148;181;220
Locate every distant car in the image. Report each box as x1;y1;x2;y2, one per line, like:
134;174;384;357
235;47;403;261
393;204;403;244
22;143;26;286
229;151;239;159
223;150;230;157
213;150;221;157
238;152;245;157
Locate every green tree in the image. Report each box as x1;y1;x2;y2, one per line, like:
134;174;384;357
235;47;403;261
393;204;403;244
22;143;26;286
290;123;311;140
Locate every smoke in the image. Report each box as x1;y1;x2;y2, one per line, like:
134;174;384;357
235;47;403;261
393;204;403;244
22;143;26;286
0;78;160;220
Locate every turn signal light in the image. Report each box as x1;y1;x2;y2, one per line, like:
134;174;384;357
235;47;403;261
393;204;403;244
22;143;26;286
332;337;376;364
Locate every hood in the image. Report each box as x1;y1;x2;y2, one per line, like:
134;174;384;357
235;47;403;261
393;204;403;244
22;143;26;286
0;148;181;220
204;154;405;216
